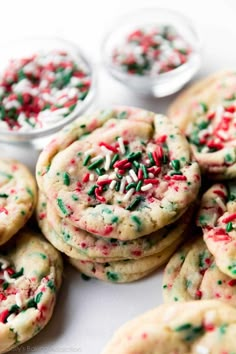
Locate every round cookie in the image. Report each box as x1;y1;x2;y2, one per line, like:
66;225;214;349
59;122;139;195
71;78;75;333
69;241;180;283
168;71;236;179
163;236;236;306
36;107;200;240
0;228;63;353
37;192;194;262
102;300;236;354
0;159;37;245
197;182;236;278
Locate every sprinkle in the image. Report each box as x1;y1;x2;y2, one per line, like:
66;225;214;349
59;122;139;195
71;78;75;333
83;155;91;166
195;345;210;354
147;152;155;165
119;178;126;193
138;168;143;180
15;293;22;307
117;137;125;154
97;179;112;186
85;148;95;156
171;159;180;170
127;152;142;162
57;198;69;215
141;183;153;191
222;213;236;223
89;173;95;181
104;154;111;171
95;188;106;203
114;159;129;169
90;154;103;163
226;222;233;232
148;173;154;178
97;174;110;181
7;314;16;323
87;185;97;196
144;179;159;185
171;175;187;181
3;271;15;284
123;188;135;202
110;154;119;168
109;180;117;190
136;180;143;191
126;196;143;211
0;258;10;270
99;142;117;153
62;172;70;186
126;176;132;184
141;164;148;178
126;182;136;191
129;169;138;182
88;158;104;170
82;173;90;183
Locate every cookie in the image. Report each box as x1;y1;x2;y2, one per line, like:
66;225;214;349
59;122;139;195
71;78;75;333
168;71;236;178
36;107;200;240
0;159;37;245
0;228;63;353
163;236;236;306
69;241;181;283
197;182;236;279
37;192;193;262
102;300;236;354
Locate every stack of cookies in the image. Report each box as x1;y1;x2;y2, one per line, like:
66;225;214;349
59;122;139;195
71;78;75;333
36;106;200;282
0;158;63;353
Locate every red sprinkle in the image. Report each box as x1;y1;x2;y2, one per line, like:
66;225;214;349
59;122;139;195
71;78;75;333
171;175;187;181
213;189;227;199
210;229;232;242
82;173;90;183
99;142;118;153
195;290;202;298
114;159;129;168
228;279;236;287
0;207;8;215
144;179;159;184
0;309;9;323
222;213;236;223
95;188;106;203
97;179;113;186
156;135;167;143
0;293;6;301
138;169;143;180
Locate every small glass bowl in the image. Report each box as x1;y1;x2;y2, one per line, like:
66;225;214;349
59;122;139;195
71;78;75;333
0;37;96;147
102;8;201;97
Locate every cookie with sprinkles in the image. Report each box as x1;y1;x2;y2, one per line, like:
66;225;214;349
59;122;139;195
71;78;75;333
36;107;200;240
163;235;236;306
197;182;236;279
69;241;181;283
37;192;193;262
168;71;236;179
102;300;236;354
0;159;36;245
0;228;63;353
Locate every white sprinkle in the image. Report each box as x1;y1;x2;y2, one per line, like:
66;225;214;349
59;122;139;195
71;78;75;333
15;293;22;307
211;213;218;225
195;345;210;354
129;169;138;182
217;130;228;141
118;137;125;154
0;258;10;270
201;146;210;153
109;172;117;179
145;159;150;165
141;183;153;192
215;197;226;212
104;154;111;171
85;148;95;156
97;174;109;181
7;314;16;323
148;173;154;178
91;155;103;162
126;176;132;184
89;174;95;181
109;180;117;190
3;270;15;284
4;100;20;110
119;178;126;193
123;188;135;202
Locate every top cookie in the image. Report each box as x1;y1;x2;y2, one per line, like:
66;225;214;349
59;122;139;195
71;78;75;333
36;107;200;240
102;300;236;354
168;71;236;179
0;159;37;245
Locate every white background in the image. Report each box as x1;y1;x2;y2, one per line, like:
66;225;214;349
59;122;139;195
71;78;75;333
1;0;236;353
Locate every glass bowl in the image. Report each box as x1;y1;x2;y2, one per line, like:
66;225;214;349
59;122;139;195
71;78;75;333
0;37;96;147
102;8;202;97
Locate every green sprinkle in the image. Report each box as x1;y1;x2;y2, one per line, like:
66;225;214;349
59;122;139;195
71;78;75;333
80;124;86;128
163;284;167;289
226;222;233;232
127;151;142;162
10;305;19;313
83;154;91;166
141;164;148;178
2;282;9;290
0;194;8;198
62;172;70;186
198;121;209;130
116;173;123;179
219;324;227;335
171;159;180;170
87;185;98;196
117;111;128;119
106;271;119;282
126;182;136;191
57;198;69;215
217;280;222;285
126;196;143;211
133;160;140;169
0;171;13;179
21;210;26;216
110;154;119;168
88;158;104;170
200;102;208;113
115;181;120;191
26;187;33;197
131;215;142;231
175;323;192;332
27;298;36;308
95;168;103;176
111;215;119;223
136;180;143;192
35;292;43;304
11;268;24;279
72;194;79;201
148;152;155;165
170;171;183;176
47;280;56;291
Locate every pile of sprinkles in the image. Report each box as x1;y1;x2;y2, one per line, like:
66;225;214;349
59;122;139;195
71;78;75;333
0;50;91;131
187;100;236;157
112;25;192;75
76;132;187;211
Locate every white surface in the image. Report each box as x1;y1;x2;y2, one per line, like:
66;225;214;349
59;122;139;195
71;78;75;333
1;0;236;353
